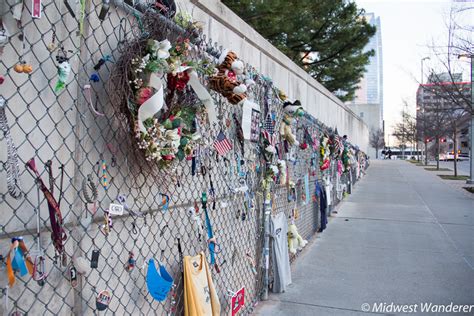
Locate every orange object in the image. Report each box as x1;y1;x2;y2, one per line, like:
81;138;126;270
14;64;24;73
5;239;34;287
22;64;33;73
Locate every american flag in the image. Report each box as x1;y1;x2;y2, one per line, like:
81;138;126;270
264;113;275;134
213;131;233;156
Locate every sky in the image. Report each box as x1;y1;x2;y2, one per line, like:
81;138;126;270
355;0;472;146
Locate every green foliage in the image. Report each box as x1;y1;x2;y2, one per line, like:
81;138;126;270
222;0;376;102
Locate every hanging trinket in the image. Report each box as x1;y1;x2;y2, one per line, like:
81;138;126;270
98;0;110;21
90;249;100;269
5;237;33;288
126;251;135;272
82;171;98;215
54;48;72;93
160;193;169;212
13;26;32;74
100;211;112;235
83;85;105;116
167;283;178;314
31;0;42;18
0;97;23;199
26;158;67;265
100;156;108;190
188;202;203;242
96;290;112;311
47;26;57;52
202;193;220;273
31;184;47;286
69;263;78;288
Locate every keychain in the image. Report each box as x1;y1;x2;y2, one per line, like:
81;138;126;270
47;26;57;52
188;202;203;242
69;263;78;288
125;251;135;272
13;28;32;74
54;47;73;93
100;155;108;190
90;249;100;269
32;183;47;286
100;211;112;235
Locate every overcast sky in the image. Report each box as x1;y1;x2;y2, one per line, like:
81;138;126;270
355;0;471;146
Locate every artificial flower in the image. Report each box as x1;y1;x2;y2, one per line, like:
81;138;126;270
136;87;153;105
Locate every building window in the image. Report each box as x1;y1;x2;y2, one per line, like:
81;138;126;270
360;112;364;118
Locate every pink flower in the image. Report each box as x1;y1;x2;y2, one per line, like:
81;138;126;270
136;87;153;105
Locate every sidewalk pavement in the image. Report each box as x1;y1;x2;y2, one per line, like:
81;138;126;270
419;161;474;199
256;160;474;316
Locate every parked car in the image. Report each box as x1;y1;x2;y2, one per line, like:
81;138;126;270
440;151;469;161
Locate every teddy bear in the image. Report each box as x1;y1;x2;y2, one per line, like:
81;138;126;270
287;223;308;254
209;50;248;105
279;100;304;146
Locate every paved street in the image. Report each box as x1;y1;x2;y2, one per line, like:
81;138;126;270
256;160;474;315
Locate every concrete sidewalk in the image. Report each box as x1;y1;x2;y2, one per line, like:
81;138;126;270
256;160;474;315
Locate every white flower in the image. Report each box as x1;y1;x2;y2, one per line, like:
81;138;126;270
156;39;171;59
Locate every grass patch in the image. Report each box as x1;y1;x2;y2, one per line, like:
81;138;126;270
407;160;419;164
438;175;469;180
463;187;474;194
424;167;451;171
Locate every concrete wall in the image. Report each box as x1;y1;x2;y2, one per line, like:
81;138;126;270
179;0;369;153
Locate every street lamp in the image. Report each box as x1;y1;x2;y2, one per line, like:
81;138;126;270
420;57;430;164
458;53;473;184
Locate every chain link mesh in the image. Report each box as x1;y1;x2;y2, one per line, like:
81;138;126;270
0;1;366;315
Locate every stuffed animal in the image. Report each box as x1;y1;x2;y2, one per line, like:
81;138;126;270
287;223;308;254
277;160;287;185
209;51;248;105
279;100;304;147
283;100;304;117
280;114;299;146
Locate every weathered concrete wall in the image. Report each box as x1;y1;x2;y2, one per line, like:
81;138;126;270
179;0;370;152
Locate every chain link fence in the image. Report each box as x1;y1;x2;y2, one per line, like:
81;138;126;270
0;1;366;315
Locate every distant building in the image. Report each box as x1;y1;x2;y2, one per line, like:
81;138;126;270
416;77;471;155
347;13;383;158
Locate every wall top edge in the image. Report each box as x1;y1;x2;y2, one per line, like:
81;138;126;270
189;0;366;126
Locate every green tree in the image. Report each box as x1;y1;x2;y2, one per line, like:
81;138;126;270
222;0;376;101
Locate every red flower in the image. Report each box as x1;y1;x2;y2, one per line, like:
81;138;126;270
299;143;308;150
167;72;190;91
136;87;153;105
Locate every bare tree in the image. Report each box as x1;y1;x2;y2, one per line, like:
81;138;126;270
393;104;417;159
369;128;385;159
416;101;450;170
424;3;473;176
